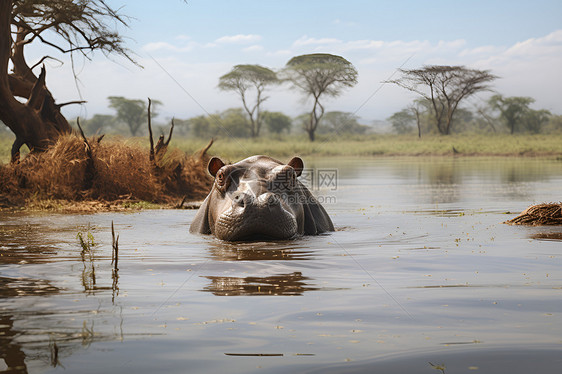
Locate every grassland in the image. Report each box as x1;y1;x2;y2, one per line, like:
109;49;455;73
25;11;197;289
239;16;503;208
1;133;561;164
172;133;562;161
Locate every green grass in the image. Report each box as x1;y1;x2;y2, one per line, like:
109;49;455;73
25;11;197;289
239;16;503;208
2;133;561;164
170;133;562;161
0;134;13;162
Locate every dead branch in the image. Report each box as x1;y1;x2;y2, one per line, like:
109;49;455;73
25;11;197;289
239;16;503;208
199;138;214;158
148;98;155;162
58;100;86;108
77;118;95;190
27;65;47;110
30;55;63;71
153;118;175;163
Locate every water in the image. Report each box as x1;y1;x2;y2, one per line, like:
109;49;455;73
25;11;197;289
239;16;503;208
1;157;562;373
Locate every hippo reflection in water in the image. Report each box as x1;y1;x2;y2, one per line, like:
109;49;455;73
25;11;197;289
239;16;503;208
190;155;334;241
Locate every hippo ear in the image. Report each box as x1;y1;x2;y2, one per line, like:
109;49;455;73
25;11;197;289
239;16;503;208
287;156;304;177
297;182;335;235
189;194;212;235
208;157;225;177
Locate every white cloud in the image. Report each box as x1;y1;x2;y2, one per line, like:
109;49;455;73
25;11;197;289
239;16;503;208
332;19;358;27
243;45;264;52
267;49;292;57
459;45;504;57
174;34;191;41
142;41;196;53
215;34;262;44
293;35;342;47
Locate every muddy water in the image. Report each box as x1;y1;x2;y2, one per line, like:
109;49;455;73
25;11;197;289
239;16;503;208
1;157;562;373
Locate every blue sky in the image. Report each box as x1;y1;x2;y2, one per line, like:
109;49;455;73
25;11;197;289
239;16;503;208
34;0;562;124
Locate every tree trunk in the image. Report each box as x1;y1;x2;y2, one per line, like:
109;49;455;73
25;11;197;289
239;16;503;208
0;0;73;162
307;129;315;142
414;111;421;138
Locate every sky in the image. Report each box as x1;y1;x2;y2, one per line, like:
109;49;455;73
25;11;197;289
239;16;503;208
26;0;562;124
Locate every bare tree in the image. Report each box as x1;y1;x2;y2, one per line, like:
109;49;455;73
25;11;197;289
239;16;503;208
283;54;358;141
0;0;134;162
218;64;278;137
387;65;497;135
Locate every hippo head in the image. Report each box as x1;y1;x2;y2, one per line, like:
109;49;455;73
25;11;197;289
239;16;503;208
189;155;334;241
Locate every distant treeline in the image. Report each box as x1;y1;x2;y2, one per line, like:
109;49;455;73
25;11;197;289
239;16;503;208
57;102;559;140
388;94;561;137
4;95;557;139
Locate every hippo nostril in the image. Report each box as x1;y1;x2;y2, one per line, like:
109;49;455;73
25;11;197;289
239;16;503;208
233;192;253;207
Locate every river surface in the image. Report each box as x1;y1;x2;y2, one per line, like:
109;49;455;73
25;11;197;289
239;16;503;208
1;157;562;373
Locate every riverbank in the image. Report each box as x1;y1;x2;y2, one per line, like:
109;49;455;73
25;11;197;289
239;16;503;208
0;135;211;212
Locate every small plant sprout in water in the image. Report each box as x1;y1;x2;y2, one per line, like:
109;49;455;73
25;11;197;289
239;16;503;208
429;362;446;373
77;226;97;292
77;229;95;260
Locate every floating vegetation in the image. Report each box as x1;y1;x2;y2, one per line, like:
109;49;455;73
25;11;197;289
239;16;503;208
530;232;562;241
505;203;562;226
224;353;283;357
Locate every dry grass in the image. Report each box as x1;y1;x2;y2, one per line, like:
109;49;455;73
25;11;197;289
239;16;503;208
0;134;212;210
505;203;562;226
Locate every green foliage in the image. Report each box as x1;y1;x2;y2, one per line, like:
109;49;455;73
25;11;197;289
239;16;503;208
218;64;278;91
388;109;416;134
77;230;95;259
523;109;551;134
218;64;279;137
318;111;369;135
170;118;190;136
388;65;497;135
80;114;116;135
262;111;292;134
188;115;214;138
543;114;562;133
188;108;251;139
283;54;358;96
108;97;161;136
283;53;358;141
219;108;251;138
488;95;535;134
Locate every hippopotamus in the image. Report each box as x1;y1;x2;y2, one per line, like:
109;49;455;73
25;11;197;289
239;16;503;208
189;155;334;241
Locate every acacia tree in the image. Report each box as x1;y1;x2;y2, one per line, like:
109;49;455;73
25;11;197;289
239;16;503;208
283;54;358;141
108;97;161;136
319;111;368;135
218;64;278;137
0;0;133;162
488;94;534;134
388;108;416;135
387;65;497;135
523;109;550;134
262;111;291;134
